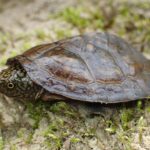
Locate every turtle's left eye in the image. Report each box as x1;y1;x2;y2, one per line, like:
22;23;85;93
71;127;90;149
7;82;14;89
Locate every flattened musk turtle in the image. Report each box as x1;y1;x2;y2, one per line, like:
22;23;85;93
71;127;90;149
0;32;150;103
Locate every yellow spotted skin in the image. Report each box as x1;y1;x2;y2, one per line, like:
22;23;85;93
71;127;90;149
0;65;43;101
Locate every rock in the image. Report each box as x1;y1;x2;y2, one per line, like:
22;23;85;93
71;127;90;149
0;94;24;128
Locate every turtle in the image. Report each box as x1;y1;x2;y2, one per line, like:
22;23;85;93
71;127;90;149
0;32;150;104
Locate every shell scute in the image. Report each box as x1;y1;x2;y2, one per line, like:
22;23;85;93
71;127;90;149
7;32;150;103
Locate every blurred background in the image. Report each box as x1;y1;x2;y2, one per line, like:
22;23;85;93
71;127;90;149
0;0;150;66
0;0;150;150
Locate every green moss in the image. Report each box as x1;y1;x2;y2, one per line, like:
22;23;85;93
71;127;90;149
59;7;90;29
42;102;82;149
10;50;19;57
43;119;66;149
146;107;150;113
119;6;131;18
17;128;34;144
0;45;7;53
35;29;47;40
50;102;78;117
81;129;95;138
54;28;71;39
0;32;12;66
15;33;29;41
120;109;133;130
45;133;62;149
25;102;50;144
44;119;64;134
56;6;105;31
17;128;25;138
21;42;32;52
132;1;150;10
137;116;146;143
0;32;11;45
137;100;142;109
117;2;150;35
0;56;8;66
50;102;68;112
10;144;17;150
105;120;117;134
27;102;48;129
117;130;132;150
0;136;4;150
25;132;34;144
70;137;80;143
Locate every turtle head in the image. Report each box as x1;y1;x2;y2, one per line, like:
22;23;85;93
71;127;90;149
0;65;41;101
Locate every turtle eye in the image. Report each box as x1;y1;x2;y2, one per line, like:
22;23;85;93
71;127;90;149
7;82;14;89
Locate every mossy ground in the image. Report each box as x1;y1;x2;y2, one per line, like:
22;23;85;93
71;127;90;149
0;0;150;149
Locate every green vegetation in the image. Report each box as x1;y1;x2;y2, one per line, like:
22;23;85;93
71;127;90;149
55;6;105;32
10;144;17;150
42;102;78;149
54;28;71;39
137;116;146;143
70;137;80;143
59;7;91;29
50;102;78;117
27;102;48;130
0;136;4;150
105;120;117;134
120;109;134;130
35;29;47;40
43;120;64;149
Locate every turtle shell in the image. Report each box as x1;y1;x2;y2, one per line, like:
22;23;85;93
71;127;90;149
7;32;150;103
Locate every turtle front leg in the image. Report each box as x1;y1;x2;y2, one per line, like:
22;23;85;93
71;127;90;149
41;91;67;101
